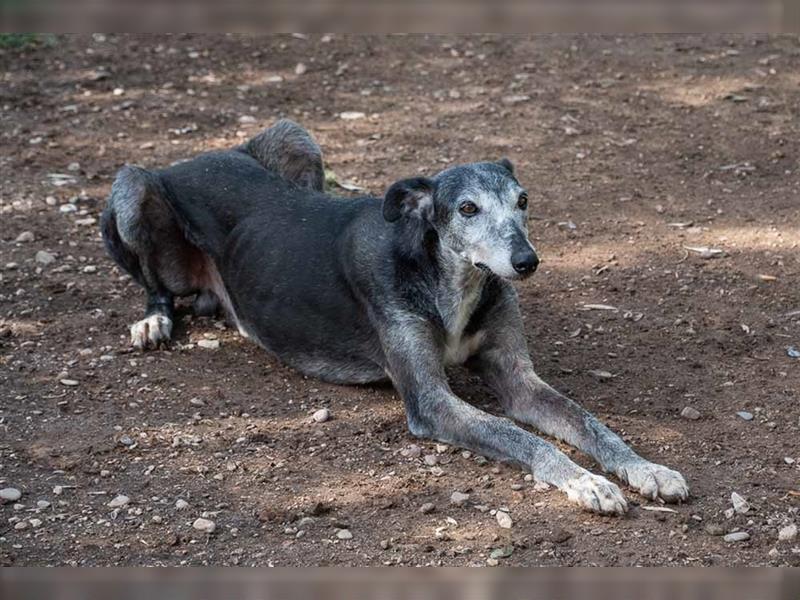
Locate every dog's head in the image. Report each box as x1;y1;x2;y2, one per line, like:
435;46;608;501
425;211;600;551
383;159;538;280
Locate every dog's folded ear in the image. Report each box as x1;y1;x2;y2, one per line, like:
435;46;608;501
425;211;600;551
383;177;436;223
496;158;515;174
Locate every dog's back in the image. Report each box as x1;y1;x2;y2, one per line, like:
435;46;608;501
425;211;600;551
100;119;327;349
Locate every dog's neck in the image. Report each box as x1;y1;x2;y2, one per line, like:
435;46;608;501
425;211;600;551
434;246;488;337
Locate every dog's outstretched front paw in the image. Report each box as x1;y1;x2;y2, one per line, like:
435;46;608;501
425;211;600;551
563;472;628;515
617;461;689;503
130;314;172;350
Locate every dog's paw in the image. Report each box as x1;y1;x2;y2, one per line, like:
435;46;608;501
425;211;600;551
616;461;689;503
563;472;628;515
130;314;172;350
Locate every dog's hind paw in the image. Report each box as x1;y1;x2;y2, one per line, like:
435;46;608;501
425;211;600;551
616;460;689;503
563;472;628;515
130;314;172;350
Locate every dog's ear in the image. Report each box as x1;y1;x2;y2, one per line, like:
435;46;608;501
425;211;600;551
496;158;515;175
383;177;436;223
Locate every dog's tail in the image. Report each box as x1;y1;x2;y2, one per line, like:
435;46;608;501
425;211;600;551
240;119;325;193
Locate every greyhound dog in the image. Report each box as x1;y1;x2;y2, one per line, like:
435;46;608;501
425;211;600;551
101;120;688;514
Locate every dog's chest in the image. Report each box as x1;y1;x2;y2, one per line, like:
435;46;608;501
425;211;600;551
439;273;486;365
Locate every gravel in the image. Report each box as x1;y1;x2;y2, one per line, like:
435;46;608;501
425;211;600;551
496;510;513;529
0;488;22;502
680;406;701;420
723;531;750;543
730;492;750;514
193;517;216;533
312;408;330;423
419;502;436;514
35;250;55;265
778;524;797;542
107;494;130;508
450;491;470;506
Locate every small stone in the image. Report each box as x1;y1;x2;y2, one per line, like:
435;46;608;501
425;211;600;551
379;539;390;550
489;546;514;559
336;528;353;540
53;485;63;495
339;111;365;120
423;454;438;466
238;115;257;124
496;510;513;529
36;250;56;265
681;406;701;420
723;531;750;543
67;162;81;172
502;94;530;105
189;397;205;407
486;557;499;567
29;518;42;528
768;547;780;558
14;521;28;531
312;408;330;423
400;444;421;458
778;524;797;542
705;523;725;536
736;411;754;421
450;491;470;506
59;379;79;387
175;499;189;510
107;494;130;508
419;502;436;514
0;488;22;502
294;62;307;75
15;231;34;243
731;492;750;514
82;265;97;274
36;500;50;510
197;339;220;350
193;517;216;533
118;434;134;446
533;481;551;492
549;527;573;543
45;196;57;206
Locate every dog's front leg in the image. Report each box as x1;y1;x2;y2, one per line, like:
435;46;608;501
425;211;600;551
473;313;689;503
381;317;628;515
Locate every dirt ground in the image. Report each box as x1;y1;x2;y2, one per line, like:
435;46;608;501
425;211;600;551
1;34;799;567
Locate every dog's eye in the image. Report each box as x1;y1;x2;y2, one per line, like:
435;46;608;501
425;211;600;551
459;201;479;216
517;192;529;210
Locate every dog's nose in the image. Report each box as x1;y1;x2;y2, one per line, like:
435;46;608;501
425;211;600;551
512;249;539;275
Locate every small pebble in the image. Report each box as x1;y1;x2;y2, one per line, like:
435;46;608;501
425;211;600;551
736;411;754;421
731;492;750;514
336;529;353;540
107;494;130;508
294;62;307;75
680;406;701;420
29;518;42;528
15;231;34;243
36;500;50;510
419;502;436;514
193;517;216;533
450;491;470;506
175;499;189;510
14;521;28;531
778;524;797;542
705;523;725;536
496;510;513;529
312;408;330;423
723;531;750;543
197;339;220;350
0;488;22;502
35;250;56;265
60;379;79;386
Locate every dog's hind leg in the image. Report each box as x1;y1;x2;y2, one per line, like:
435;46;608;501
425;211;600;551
470;293;689;504
101;166;202;349
241;119;325;192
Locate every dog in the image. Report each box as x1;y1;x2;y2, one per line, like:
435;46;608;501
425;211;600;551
101;120;688;514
